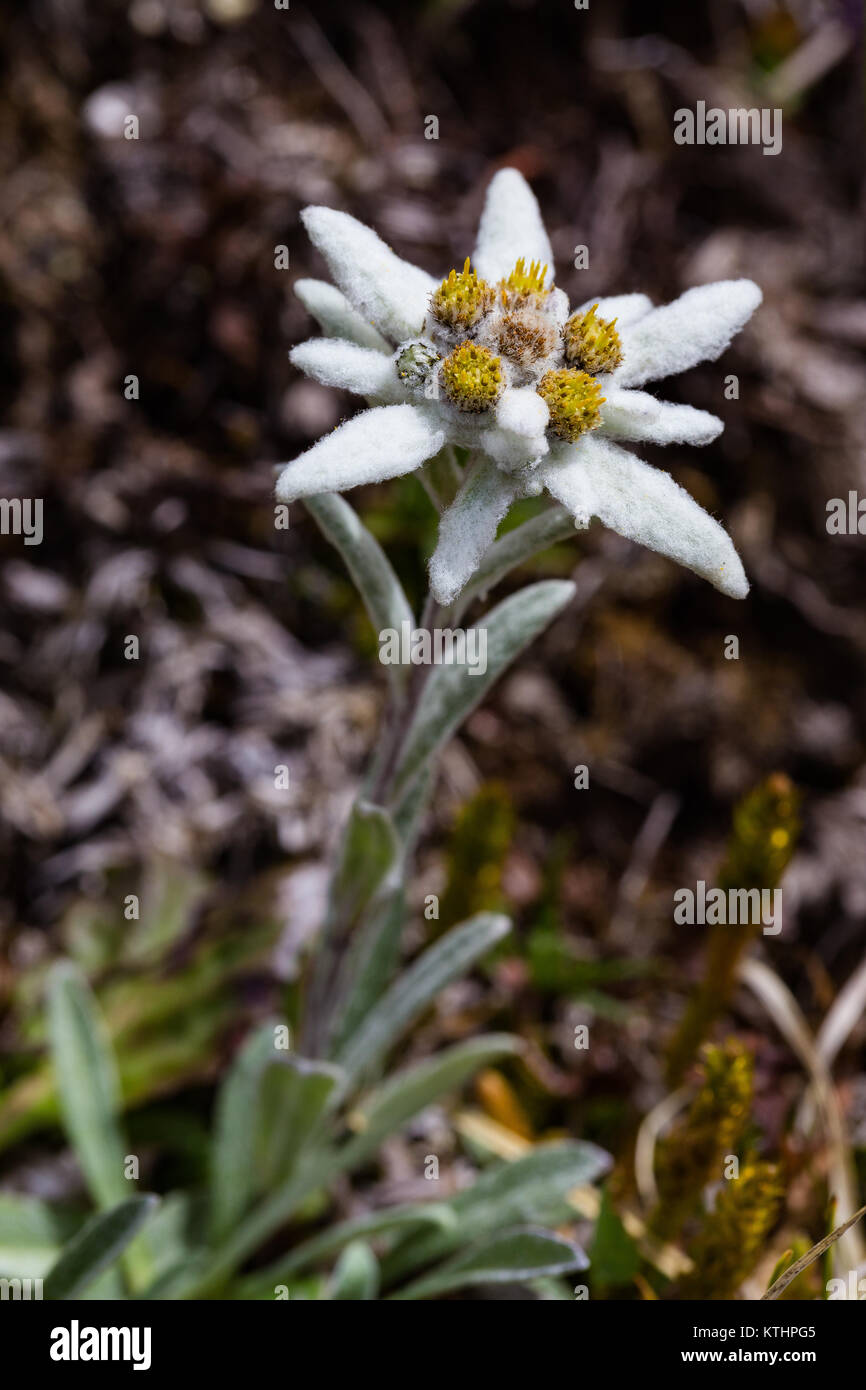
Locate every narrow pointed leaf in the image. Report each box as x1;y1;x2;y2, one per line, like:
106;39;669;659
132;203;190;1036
43;1196;158;1301
390;581;575;803
305;493;415;694
334;913;511;1085
393;1226;588;1300
47;962;127;1211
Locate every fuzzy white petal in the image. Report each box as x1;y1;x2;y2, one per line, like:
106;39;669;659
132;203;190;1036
614;279;762;388
428;456;521;606
290;339;406;402
539;436;748;598
472;168;555;284
294;279;391;353
575;293;653;328
599;387;723;446
276;404;444;503
301;207;436;344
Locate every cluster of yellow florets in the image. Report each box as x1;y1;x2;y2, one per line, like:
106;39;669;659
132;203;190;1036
441;342;503;412
563;303;623;374
536;368;605;441
431;258;495;330
499;257;550;306
412;258;620;440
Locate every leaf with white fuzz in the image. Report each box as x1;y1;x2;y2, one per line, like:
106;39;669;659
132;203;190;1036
614;280;762;388
390;581;575;802
290;339;406;402
541;436;748;598
472;168;554;284
293;279;391;353
429;456;521;606
301;207;436;344
599;388;723;446
275;405;444;503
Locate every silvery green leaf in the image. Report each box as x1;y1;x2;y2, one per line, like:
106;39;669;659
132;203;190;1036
43;1196;158;1301
305;801;400;1052
392;1226;588;1300
304;493;414;696
389;580;575;804
326;882;405;1058
237;1204;455;1295
47;962;127;1211
0;1194;77;1280
253;1058;343;1196
209;1021;282;1242
329;1241;380;1300
383;1140;610;1283
339;1034;521;1169
334;913;510;1086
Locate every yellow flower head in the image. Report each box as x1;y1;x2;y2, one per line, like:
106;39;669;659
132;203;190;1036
431;258;494;330
536;368;604;440
500;257;551;305
441;341;503;412
563;303;623;375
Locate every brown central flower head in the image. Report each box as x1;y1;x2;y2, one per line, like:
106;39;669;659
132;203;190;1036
495;307;558;368
537;368;605;441
563;303;623;374
431;258;494;331
441;341;503;412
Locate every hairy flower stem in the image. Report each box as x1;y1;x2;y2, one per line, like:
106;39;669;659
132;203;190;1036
303;589;448;1056
369;591;445;807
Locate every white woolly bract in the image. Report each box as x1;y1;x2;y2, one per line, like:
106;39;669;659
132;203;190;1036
301;207;436;345
576;293;652;329
599;388;723;446
428;457;520;606
293;279;391;353
290;339;406;403
541;436;749;599
495;387;549;438
275;404;444;502
472;168;555;284
614;280;762;388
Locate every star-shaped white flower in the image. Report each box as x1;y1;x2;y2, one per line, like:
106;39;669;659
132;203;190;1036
278;168;761;606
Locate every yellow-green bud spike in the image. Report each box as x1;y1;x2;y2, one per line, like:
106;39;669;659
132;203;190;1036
501;257;550;302
441;341;503;412
536;368;605;440
563;303;624;374
430;258;495;330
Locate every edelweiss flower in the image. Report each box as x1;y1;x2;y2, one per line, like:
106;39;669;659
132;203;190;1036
278;169;761;605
